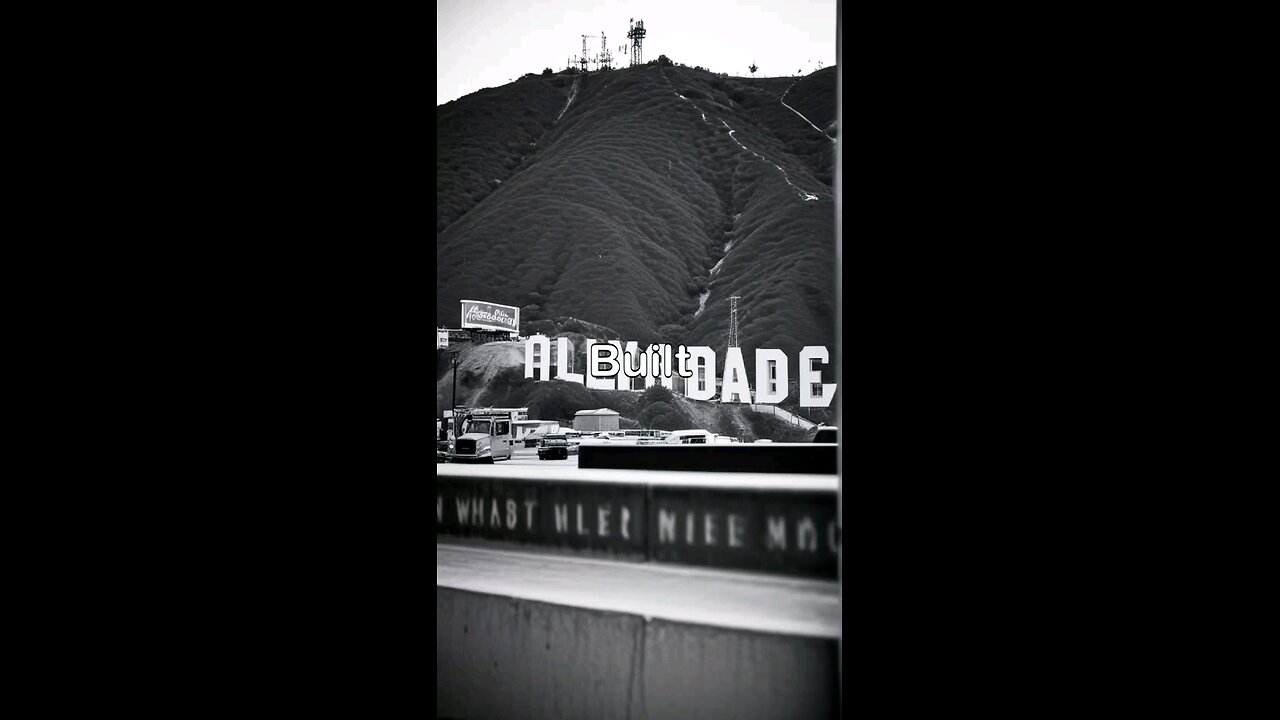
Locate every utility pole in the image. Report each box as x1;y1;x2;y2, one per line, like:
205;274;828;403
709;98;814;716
451;352;460;433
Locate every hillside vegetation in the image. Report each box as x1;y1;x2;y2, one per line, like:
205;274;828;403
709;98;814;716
437;63;837;382
437;75;571;233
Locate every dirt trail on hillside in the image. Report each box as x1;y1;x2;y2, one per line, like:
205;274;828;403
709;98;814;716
555;76;580;122
658;69;820;203
720;120;819;202
781;81;837;143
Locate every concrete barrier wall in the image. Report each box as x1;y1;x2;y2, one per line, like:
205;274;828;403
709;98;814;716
436;473;838;578
438;587;837;720
579;443;837;474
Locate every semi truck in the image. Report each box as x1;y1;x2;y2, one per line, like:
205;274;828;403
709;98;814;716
448;408;517;463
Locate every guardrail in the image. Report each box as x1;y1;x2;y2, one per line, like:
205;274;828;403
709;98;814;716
749;403;819;429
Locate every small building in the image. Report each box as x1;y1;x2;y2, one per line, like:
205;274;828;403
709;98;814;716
573;408;621;433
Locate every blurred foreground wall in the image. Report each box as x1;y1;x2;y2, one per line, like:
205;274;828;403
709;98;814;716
437;586;837;720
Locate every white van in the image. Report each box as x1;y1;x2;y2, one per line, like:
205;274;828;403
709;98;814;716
664;429;716;445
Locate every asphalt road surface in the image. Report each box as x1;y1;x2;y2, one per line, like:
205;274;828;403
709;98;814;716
503;445;580;467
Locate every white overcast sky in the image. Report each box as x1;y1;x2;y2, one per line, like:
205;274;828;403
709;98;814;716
437;0;837;106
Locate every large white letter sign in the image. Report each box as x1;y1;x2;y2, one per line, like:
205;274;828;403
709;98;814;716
799;346;836;408
586;340;620;390
683;346;717;401
525;334;551;380
720;347;753;403
754;348;788;404
555;337;584;385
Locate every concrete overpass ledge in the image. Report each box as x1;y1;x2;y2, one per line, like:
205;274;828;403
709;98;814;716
438;545;837;720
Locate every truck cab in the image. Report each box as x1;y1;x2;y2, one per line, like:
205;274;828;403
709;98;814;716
448;409;516;463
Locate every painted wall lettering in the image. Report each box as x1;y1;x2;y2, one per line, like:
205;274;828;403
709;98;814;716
435;479;835;578
729;514;744;548
767;516;787;550
797;517;817;552
659;510;676;543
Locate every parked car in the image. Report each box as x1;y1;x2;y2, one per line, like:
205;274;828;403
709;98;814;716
811;426;837;443
538;434;570;460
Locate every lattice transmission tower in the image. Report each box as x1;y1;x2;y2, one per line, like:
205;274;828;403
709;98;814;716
627;19;646;66
728;296;742;347
599;32;612;71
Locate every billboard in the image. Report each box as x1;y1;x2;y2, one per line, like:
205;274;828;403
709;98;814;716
460;299;519;333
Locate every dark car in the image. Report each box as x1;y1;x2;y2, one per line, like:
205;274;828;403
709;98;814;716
538;434;570;460
811;426;837;443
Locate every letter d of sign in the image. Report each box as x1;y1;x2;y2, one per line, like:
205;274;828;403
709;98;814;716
754;349;788;404
683;346;717;401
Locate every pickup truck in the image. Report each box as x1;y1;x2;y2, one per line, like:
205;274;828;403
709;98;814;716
537;434;570;460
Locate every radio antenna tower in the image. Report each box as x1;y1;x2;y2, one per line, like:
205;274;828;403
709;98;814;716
728;296;742;347
599;32;612;71
627;19;646;66
580;35;594;74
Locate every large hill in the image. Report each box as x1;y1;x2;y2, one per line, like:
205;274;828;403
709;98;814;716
437;62;837;381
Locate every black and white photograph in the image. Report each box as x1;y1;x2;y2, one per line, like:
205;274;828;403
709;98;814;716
436;0;841;717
